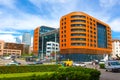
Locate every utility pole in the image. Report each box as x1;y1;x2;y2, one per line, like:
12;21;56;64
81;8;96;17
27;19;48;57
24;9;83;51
41;36;44;59
55;33;57;61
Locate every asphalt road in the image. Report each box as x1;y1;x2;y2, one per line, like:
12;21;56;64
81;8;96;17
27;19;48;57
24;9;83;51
100;69;120;80
86;64;120;80
1;59;120;80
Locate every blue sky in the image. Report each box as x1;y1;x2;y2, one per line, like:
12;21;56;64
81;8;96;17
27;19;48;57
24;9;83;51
0;0;120;44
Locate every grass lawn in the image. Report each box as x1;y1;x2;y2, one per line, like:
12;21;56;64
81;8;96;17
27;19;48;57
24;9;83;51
0;72;53;78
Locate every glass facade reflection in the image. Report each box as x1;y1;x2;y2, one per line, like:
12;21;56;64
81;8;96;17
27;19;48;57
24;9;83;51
39;30;59;58
97;23;107;48
61;54;103;62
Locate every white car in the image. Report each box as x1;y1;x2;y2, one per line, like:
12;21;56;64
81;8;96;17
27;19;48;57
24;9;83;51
105;60;120;72
6;61;20;66
73;62;86;67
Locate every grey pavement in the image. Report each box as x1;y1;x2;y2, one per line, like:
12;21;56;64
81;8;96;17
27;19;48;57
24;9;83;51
86;64;120;80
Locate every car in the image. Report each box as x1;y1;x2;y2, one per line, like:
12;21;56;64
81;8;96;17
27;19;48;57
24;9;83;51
105;60;120;72
99;60;105;64
73;62;86;67
34;61;43;64
6;61;21;66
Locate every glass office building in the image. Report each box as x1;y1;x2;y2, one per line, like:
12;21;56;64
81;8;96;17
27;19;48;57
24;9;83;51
22;32;31;46
33;26;59;59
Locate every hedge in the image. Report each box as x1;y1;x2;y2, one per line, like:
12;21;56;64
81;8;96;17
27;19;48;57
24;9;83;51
99;64;105;69
57;67;101;80
0;65;60;74
0;67;101;80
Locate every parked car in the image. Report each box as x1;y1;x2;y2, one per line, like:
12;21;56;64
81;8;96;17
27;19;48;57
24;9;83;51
6;61;21;66
105;60;120;72
34;61;43;64
99;60;105;64
73;62;86;67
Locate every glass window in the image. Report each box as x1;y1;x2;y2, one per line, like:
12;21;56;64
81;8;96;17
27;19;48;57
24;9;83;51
97;23;107;48
71;20;86;23
71;29;86;32
71;38;86;41
71;34;86;36
71;43;86;46
71;15;86;18
71;24;86;27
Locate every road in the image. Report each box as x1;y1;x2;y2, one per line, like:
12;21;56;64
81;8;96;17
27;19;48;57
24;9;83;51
1;59;120;80
86;64;120;80
100;69;120;80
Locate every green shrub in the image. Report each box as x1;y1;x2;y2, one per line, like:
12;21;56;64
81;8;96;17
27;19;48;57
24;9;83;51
0;66;101;80
57;67;100;80
99;64;105;69
0;65;60;74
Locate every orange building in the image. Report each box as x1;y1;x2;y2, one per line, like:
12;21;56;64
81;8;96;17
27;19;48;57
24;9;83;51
60;12;112;61
33;27;40;55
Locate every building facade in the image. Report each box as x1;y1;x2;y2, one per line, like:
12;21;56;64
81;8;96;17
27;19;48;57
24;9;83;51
0;40;30;56
46;41;59;58
22;32;31;46
33;26;59;59
0;40;21;56
60;12;112;61
0;40;4;55
112;40;120;59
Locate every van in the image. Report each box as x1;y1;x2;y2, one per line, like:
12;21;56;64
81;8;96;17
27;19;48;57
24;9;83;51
105;60;120;72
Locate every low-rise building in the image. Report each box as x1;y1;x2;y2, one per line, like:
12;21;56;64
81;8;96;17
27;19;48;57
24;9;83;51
112;40;120;59
0;40;30;56
46;41;59;59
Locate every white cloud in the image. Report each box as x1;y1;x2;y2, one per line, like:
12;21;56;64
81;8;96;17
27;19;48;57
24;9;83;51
0;0;16;9
99;0;120;8
109;18;120;32
0;34;16;42
0;30;21;34
0;13;59;30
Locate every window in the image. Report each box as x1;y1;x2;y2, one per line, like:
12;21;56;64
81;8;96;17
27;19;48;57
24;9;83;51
71;24;86;27
64;26;66;28
97;23;107;48
64;44;66;46
71;29;86;32
91;39;92;42
71;20;86;23
64;39;66;42
71;34;86;36
94;32;96;34
71;15;86;18
71;43;86;46
64;22;66;24
90;44;92;46
64;30;66;33
71;38;86;41
64;35;66;37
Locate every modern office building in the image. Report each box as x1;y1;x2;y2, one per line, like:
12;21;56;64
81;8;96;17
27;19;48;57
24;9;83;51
22;32;31;46
111;40;120;59
60;12;112;61
33;26;59;59
46;41;59;59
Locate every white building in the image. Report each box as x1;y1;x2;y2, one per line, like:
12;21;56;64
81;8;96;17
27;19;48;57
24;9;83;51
112;40;120;59
46;41;59;58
